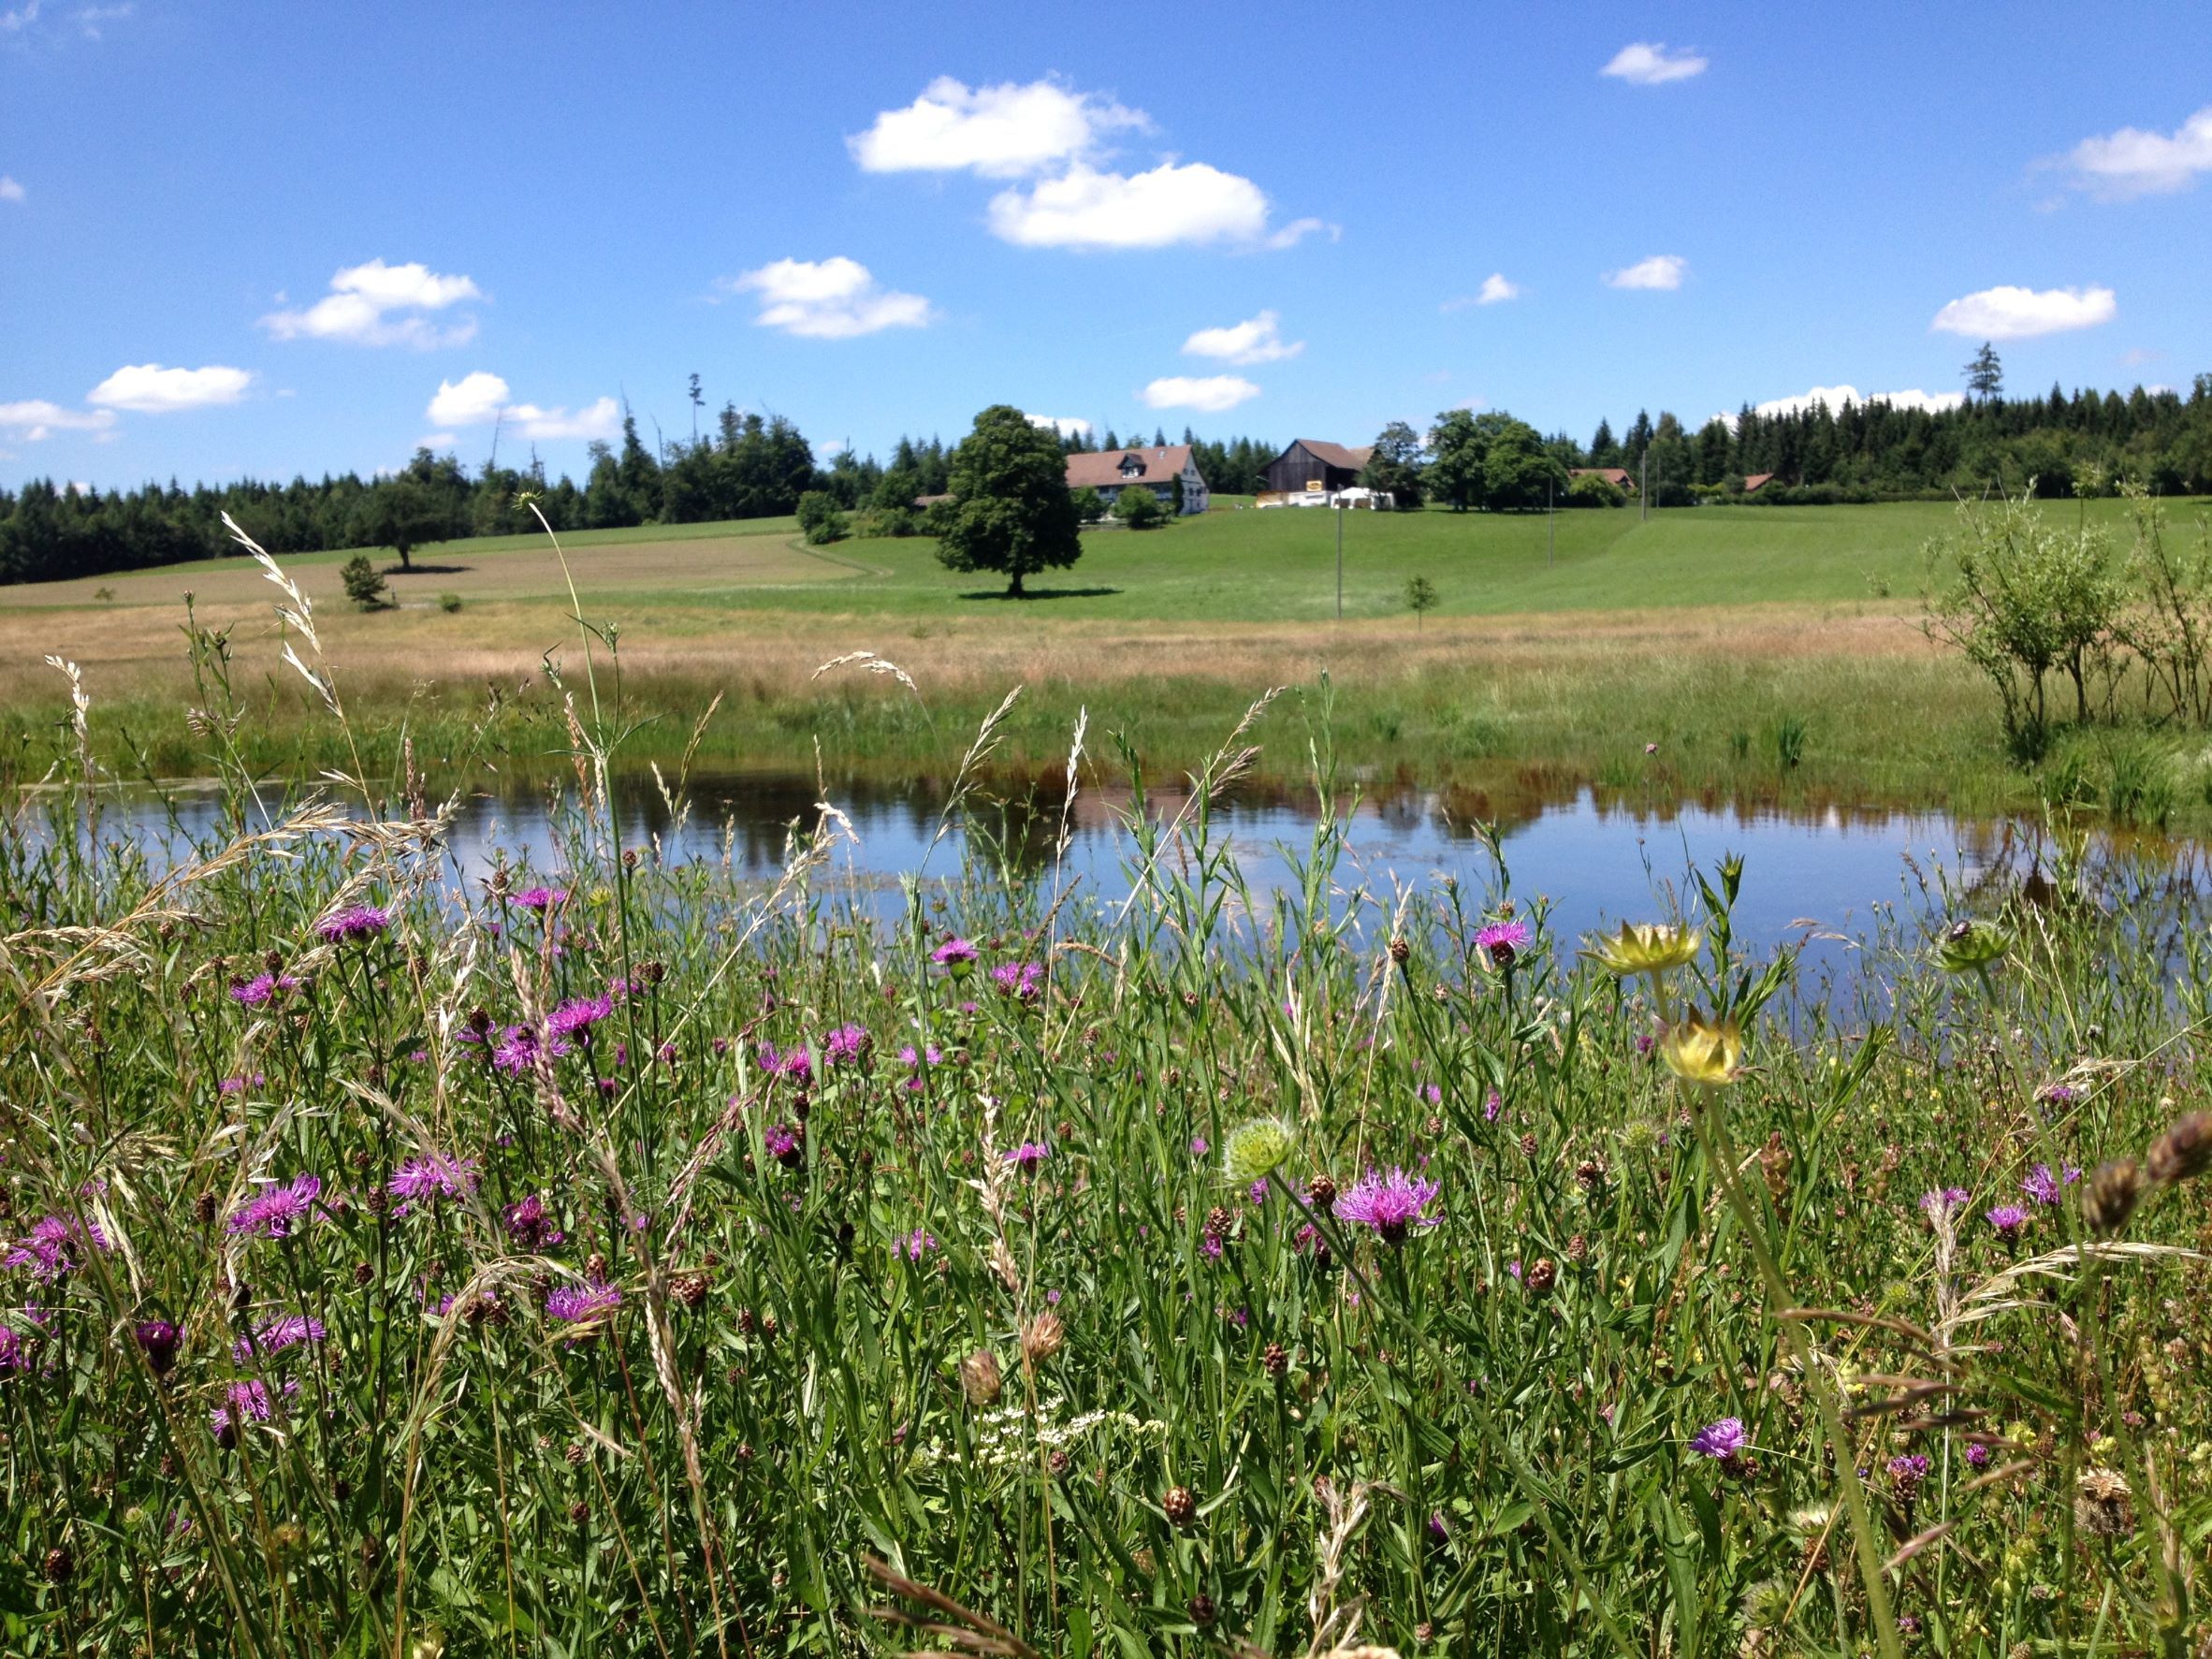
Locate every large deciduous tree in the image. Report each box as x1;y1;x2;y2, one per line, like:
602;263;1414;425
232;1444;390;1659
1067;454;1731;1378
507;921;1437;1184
1361;421;1428;507
935;404;1083;597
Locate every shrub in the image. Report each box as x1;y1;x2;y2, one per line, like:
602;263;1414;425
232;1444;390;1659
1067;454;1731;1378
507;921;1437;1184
796;490;848;546
438;591;462;614
1070;486;1106;525
340;553;388;610
1114;486;1166;531
1564;473;1626;509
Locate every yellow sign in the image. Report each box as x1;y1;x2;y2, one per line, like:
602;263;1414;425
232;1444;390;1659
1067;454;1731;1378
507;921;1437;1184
1304;478;1323;492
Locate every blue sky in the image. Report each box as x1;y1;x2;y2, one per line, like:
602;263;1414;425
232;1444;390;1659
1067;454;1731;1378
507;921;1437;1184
4;0;2208;490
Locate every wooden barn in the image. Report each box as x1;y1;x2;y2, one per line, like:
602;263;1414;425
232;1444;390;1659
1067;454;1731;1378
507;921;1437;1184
1259;440;1375;497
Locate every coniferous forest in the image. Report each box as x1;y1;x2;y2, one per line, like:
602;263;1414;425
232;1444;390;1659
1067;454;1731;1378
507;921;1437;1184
5;374;2211;585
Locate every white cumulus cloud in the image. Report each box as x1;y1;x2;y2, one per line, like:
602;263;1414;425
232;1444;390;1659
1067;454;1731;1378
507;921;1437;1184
1601;42;1708;85
0;399;118;440
0;176;23;202
1929;284;2116;340
426;371;509;427
1752;384;1967;419
87;363;252;413
1026;414;1091;437
262;258;483;348
988;161;1283;250
1441;272;1521;311
1606;255;1686;290
1182;310;1302;366
849;75;1148;178
2056;106;2212;199
1139;374;1259;413
723;256;932;339
425;372;619;441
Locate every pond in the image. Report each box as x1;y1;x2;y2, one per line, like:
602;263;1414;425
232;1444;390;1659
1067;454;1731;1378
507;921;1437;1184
71;770;2212;1004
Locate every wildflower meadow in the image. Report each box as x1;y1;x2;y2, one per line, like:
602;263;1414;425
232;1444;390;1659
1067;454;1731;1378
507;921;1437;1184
2;522;2210;1658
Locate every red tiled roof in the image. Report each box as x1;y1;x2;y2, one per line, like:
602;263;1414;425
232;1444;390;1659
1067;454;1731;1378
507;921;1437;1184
1743;473;1776;492
1064;446;1195;489
1570;467;1635;488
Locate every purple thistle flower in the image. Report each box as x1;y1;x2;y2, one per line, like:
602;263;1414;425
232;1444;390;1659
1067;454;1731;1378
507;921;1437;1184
1004;1141;1050;1171
0;1324;31;1375
232;1315;327;1364
1248;1178;1271;1205
547;994;614;1039
1475;920;1533;968
503;1193;564;1249
1333;1167;1444;1244
776;1046;814;1084
930;937;978;970
900;1228;938;1262
822;1024;870;1066
1887;1453;1931;1494
1483;1091;1503;1123
210;1377;294;1438
316;904;392;943
226;1175;322;1241
546;1282;622;1326
1689;1417;1749;1461
512;885;568;912
1189;1136;1210;1157
764;1122;802;1165
1966;1442;1992;1468
217;1071;265;1096
229;973;301;1008
491;1024;572;1075
1985;1204;2030;1242
135;1319;182;1376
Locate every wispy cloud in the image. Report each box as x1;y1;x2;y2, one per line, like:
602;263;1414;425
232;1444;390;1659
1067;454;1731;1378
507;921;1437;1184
0;175;23;202
721;256;932;339
1444;273;1521;310
425;371;619;441
87;363;253;413
1139;374;1259;413
262;258;483;349
1182;310;1302;365
0;399;118;440
1601;42;1708;85
1929;284;2116;340
1605;254;1686;291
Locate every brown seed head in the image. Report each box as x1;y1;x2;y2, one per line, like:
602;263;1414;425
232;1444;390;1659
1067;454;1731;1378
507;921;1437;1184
42;1545;74;1584
1389;936;1410;964
2147;1112;2211;1186
1021;1311;1065;1366
1525;1257;1558;1294
2074;1467;2133;1537
2082;1158;2146;1236
1186;1594;1216;1627
1305;1173;1337;1213
1262;1340;1288;1377
960;1348;1003;1406
1162;1484;1199;1527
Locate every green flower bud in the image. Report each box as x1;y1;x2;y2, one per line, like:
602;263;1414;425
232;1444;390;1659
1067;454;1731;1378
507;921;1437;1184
1223;1117;1294;1186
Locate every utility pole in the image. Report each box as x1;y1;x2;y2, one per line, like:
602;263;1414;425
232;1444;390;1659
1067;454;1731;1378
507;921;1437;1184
1640;451;1649;522
1335;500;1345;619
1548;476;1555;566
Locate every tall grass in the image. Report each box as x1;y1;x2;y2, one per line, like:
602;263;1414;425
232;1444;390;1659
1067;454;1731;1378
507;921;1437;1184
2;532;2210;1656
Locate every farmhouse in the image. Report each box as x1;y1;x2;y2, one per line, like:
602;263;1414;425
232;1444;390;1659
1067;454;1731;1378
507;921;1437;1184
1568;467;1637;494
1259;439;1375;500
1743;472;1777;493
1065;445;1211;516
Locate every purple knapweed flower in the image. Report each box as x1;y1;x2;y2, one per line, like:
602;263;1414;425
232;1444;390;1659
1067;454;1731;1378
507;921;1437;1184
491;1024;572;1075
1887;1453;1931;1494
546;1282;622;1326
1689;1418;1749;1462
1985;1204;2030;1242
899;1228;938;1262
226;1175;322;1241
989;961;1044;1001
1483;1091;1503;1123
2021;1162;2081;1206
0;1325;31;1375
232;1315;326;1364
1189;1136;1210;1157
1004;1141;1049;1171
210;1377;294;1439
229;973;301;1008
1919;1186;1971;1219
135;1319;182;1375
1333;1167;1444;1244
546;994;614;1040
6;1214;112;1282
217;1072;266;1096
512;886;568;912
316;904;392;943
764;1122;802;1166
822;1024;870;1066
930;937;978;971
503;1193;563;1249
1966;1442;1992;1468
389;1155;480;1208
1475;921;1532;968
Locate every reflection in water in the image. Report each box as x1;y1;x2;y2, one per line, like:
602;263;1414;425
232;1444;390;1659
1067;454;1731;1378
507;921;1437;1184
84;770;2212;988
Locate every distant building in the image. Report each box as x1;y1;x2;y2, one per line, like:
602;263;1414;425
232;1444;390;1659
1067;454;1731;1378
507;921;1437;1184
1259;440;1375;499
1568;467;1637;494
1065;445;1210;515
1742;473;1777;493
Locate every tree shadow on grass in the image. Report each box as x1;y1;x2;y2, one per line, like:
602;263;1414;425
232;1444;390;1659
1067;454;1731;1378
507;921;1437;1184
384;562;473;575
957;586;1123;602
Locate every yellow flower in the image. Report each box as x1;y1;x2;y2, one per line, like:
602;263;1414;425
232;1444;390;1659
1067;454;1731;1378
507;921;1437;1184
1584;921;1702;978
1659;1011;1743;1087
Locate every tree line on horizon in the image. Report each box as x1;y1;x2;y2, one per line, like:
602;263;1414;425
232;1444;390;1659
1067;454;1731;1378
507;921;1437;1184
5;366;2211;585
